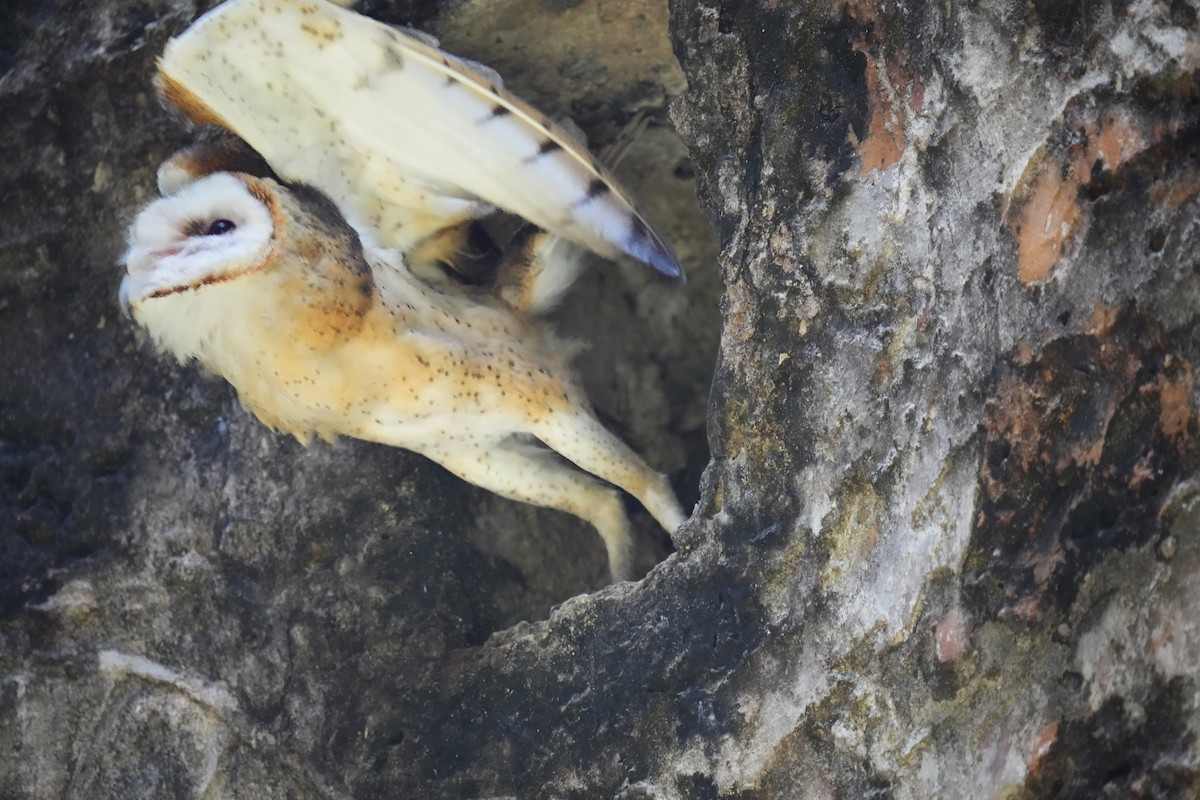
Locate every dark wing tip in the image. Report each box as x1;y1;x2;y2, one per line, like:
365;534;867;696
625;217;684;279
641;246;685;279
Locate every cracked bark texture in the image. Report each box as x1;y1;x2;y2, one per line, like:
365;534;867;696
2;0;1199;799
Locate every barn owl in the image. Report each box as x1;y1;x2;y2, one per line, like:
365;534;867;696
121;170;684;581
121;2;689;581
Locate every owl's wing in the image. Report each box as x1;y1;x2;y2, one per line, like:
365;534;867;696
155;0;682;278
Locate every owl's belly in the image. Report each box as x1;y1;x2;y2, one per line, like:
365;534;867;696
224;323;575;448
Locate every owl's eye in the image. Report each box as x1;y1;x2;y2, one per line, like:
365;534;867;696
204;219;237;236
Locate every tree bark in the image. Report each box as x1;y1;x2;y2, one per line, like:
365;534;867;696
2;0;1199;798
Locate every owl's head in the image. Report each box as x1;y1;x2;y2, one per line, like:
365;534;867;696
120;172;279;310
120;170;375;366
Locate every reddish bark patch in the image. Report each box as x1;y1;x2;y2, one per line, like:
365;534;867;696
855;55;907;175
968;306;1195;618
1007;79;1200;286
1029;721;1060;781
983;374;1046;475
1011;167;1084;285
1155;358;1194;445
1026;677;1195;797
1007;112;1145;285
1084;305;1119;337
838;0;925;175
933;607;969;664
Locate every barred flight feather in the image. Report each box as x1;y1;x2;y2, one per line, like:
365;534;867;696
156;0;682;277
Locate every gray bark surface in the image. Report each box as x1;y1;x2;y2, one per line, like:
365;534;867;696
2;0;1198;798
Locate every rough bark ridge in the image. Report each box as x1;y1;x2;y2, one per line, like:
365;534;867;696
2;0;1199;798
668;0;1200;795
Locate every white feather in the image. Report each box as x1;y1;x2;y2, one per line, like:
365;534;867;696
524;236;590;315
157;0;682;277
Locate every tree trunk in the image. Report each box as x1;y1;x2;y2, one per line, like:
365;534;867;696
2;0;1198;798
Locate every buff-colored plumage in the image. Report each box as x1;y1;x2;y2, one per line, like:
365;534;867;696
122;172;685;581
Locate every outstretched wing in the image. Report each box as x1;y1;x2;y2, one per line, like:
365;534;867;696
155;0;682;278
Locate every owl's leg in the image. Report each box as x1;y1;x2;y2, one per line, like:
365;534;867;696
429;443;635;582
532;413;686;538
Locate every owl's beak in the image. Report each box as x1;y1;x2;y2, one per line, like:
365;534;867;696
118;243;179;314
151;245;184;260
119;244;189;310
